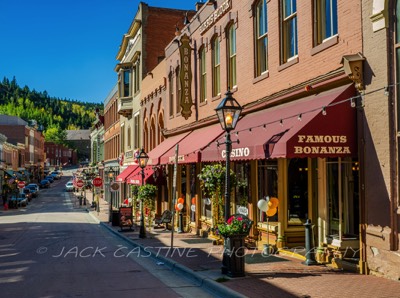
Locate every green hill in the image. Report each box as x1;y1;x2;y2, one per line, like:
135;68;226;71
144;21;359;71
0;76;102;134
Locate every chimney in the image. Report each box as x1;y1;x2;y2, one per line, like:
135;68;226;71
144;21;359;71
195;1;205;11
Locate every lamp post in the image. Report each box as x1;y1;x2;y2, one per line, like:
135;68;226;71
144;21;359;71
137;148;149;239
215;89;242;221
108;171;114;222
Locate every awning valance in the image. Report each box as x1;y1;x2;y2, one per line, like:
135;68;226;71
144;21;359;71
127;166;154;185
116;165;137;182
146;132;191;166
160;123;224;165
201;84;357;162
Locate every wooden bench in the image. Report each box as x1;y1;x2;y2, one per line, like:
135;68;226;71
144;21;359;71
154;210;172;230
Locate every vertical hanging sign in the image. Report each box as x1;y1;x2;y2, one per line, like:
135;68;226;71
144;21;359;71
179;33;192;120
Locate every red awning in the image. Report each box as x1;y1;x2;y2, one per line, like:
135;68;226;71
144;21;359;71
127;166;154;185
201;84;356;162
116;165;137;182
147;132;191;166
160;123;224;164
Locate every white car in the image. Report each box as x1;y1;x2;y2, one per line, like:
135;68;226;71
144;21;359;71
27;183;40;192
65;181;74;192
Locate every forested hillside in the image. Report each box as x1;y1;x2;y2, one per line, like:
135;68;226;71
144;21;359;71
0;76;102;131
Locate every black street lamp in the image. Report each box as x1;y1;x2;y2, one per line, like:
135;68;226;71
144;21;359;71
215;89;242;221
137;148;149;239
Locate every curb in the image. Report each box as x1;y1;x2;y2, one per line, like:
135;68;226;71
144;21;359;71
90;215;247;298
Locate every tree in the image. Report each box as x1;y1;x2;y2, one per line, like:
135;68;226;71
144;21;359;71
44;125;67;145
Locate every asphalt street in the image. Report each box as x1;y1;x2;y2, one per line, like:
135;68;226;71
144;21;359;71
0;175;215;298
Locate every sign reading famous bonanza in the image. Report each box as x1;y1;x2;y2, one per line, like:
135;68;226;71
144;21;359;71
292;134;353;156
179;33;193;119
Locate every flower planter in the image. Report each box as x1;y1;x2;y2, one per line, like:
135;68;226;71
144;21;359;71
222;234;246;277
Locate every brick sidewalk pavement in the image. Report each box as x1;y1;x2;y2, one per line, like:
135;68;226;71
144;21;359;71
70;191;400;298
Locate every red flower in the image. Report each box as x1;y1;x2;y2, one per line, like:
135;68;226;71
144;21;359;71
227;216;234;225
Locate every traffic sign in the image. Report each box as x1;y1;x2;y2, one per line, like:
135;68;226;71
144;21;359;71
92;177;103;187
17;181;26;189
76;179;84;188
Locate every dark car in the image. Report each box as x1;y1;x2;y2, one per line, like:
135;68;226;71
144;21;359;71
23;188;33;202
45;176;54;183
25;185;38;198
39;179;50;188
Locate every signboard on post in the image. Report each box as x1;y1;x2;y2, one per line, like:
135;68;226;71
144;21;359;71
17;181;25;189
110;182;120;192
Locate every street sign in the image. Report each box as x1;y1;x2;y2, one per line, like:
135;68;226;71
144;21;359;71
17;181;26;189
76;179;84;188
92;177;103;187
110;182;120;192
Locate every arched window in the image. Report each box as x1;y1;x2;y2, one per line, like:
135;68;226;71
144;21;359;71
212;36;221;96
199;46;207;103
227;24;237;88
255;0;268;76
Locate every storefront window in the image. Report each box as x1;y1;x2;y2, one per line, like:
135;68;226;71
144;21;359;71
287;158;308;225
258;160;278;221
326;158;359;239
235;163;251;215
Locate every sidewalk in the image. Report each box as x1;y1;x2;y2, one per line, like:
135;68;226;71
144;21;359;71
71;191;400;298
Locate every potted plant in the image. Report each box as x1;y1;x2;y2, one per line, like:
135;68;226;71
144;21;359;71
198;164;236;235
218;214;253;277
137;184;157;229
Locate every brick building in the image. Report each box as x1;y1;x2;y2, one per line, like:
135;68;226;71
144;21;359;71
114;3;196;206
44;142;77;167
136;0;364;272
360;0;400;280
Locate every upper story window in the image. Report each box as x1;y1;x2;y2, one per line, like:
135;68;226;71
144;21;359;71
255;0;268;77
176;66;181;114
314;0;338;45
133;61;140;94
281;0;298;63
122;69;131;97
227;24;237;88
199;47;207;103
169;72;174;116
212;36;221;97
134;113;140;149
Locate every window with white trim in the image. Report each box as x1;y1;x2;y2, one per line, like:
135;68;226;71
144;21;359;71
314;0;338;45
255;0;268;76
281;0;298;63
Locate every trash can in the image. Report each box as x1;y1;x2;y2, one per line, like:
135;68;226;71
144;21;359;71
112;211;120;226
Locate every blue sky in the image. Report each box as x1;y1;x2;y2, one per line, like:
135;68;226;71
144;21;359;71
0;0;196;103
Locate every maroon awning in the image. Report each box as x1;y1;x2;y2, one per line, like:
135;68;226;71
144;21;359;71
201;84;357;162
147;132;191;166
160;123;224;164
116;165;137;182
127;166;154;185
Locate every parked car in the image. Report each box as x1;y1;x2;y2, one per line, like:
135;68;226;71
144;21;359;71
25;185;38;198
50;171;61;180
45;176;54;183
39;179;50;188
27;183;40;192
9;193;28;207
65;181;74;192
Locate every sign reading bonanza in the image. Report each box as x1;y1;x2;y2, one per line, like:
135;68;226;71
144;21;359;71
179;33;193;120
